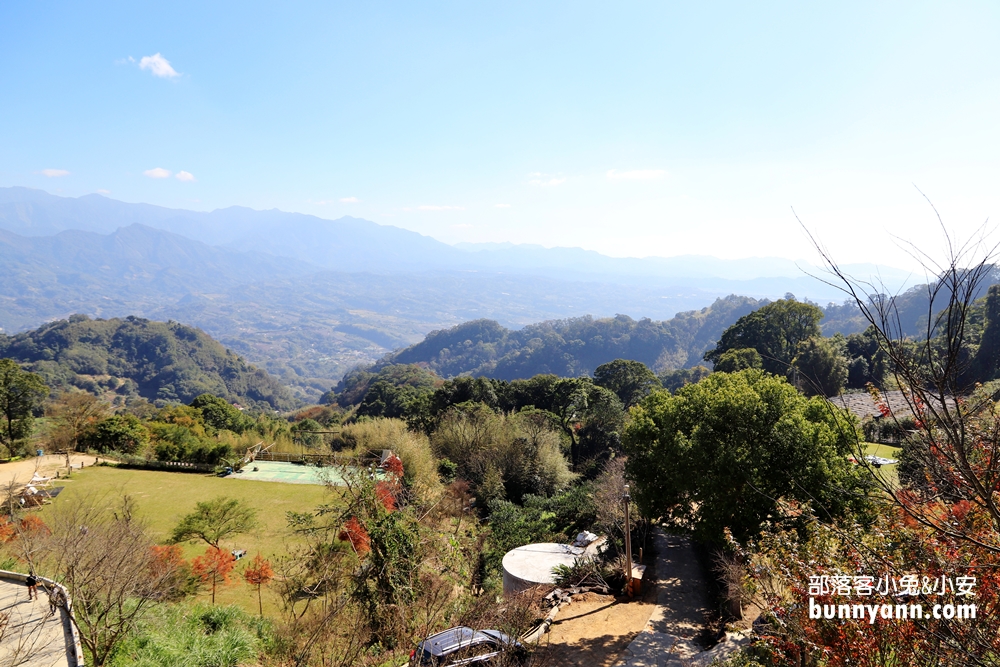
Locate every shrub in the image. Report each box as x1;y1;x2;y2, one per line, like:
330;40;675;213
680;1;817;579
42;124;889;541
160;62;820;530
340;419;441;504
431;403;574;504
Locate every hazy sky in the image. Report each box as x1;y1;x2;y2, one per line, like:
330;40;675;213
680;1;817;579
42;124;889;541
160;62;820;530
3;1;1000;269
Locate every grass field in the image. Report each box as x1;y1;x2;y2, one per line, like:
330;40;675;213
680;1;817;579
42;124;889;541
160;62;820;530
35;465;334;615
861;442;902;488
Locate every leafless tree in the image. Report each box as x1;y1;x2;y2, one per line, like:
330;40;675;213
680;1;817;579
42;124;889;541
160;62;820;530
802;208;1000;552
45;392;110;452
38;494;181;666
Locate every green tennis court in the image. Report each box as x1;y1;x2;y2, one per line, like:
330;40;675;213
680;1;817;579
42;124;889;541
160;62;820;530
221;460;382;486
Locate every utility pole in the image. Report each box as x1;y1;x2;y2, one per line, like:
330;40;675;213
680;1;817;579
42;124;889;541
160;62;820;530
624;484;632;590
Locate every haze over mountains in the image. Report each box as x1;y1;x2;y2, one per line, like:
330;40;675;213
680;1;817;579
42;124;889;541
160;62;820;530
0;187;915;400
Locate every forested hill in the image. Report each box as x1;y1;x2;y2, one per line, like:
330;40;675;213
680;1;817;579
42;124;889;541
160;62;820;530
384;294;766;380
0;315;296;410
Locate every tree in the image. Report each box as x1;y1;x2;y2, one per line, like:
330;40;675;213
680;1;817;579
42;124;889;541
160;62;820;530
574;385;625;469
46;391;110;451
346;481;421;648
808;224;1000;554
843;325;887;388
192;546;236;604
623;369;871;543
84;414;149;454
41;494;182;666
190;393;250;433
713;347;762;373
593;359;661;409
356;380;422;420
966;283;1000;385
658;366;711;392
791;335;848;396
290;417;325;448
149;544;192;600
243;554;274;616
0;359;48;457
704;299;824;376
171;496;257;548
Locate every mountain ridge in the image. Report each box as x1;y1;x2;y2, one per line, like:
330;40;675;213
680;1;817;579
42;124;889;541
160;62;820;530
0;187;914;293
0;315;296;410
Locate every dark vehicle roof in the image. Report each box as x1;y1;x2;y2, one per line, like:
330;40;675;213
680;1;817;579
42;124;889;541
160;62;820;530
418;627;518;657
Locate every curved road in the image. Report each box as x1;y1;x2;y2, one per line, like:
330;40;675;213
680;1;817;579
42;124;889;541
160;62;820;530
0;575;77;667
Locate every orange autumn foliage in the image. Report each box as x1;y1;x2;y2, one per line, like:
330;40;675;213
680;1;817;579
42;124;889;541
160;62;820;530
192;546;235;604
149;544;185;578
338;516;370;556
18;515;49;535
243;553;275;616
242;554;274;586
375;482;397;512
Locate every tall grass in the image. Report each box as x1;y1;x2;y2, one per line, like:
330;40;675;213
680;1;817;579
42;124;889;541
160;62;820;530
339;419;443;504
108;603;271;667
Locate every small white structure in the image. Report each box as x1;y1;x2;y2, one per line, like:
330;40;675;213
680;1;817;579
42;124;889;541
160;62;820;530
502;537;606;594
503;543;582;594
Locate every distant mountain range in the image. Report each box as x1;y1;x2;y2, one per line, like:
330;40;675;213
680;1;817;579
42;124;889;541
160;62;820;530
0;187;914;290
0;187;916;400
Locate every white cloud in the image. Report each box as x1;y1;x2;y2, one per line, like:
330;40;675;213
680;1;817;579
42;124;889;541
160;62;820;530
451;223;473;229
96;189;111;195
606;169;667;181
495;203;511;208
528;173;566;186
40;169;70;177
340;196;360;203
418;205;465;211
175;171;196;182
144;167;172;178
139;53;180;78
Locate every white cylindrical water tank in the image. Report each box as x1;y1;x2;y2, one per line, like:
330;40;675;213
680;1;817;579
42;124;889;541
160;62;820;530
501;543;585;594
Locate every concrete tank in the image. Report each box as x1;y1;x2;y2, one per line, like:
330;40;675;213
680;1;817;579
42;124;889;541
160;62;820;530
501;543;585;594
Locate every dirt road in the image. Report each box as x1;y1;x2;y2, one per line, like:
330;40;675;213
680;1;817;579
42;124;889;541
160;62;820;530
0;454;98;487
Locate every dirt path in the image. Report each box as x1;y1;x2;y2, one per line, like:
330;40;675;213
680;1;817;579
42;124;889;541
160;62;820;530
640;531;713;640
0;454;97;488
615;530;747;667
534;528;715;667
534;590;657;667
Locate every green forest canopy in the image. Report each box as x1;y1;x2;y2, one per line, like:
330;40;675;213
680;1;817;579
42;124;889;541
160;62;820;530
0;315;295;410
384;295;767;380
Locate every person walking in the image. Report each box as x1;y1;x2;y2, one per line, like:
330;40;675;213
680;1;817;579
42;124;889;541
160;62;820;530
25;572;38;600
47;585;65;616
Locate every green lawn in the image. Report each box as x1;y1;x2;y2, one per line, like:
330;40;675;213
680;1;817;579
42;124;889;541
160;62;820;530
860;442;902;488
35;465;333;615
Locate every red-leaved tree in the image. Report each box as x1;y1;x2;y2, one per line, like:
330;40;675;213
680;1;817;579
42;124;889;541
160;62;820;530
242;554;274;616
338;517;370;556
192;546;235;604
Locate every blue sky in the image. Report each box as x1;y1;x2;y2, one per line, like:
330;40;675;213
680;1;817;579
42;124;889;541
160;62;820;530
3;1;1000;269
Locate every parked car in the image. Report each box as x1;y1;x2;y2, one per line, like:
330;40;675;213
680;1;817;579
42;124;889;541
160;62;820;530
409;626;529;666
